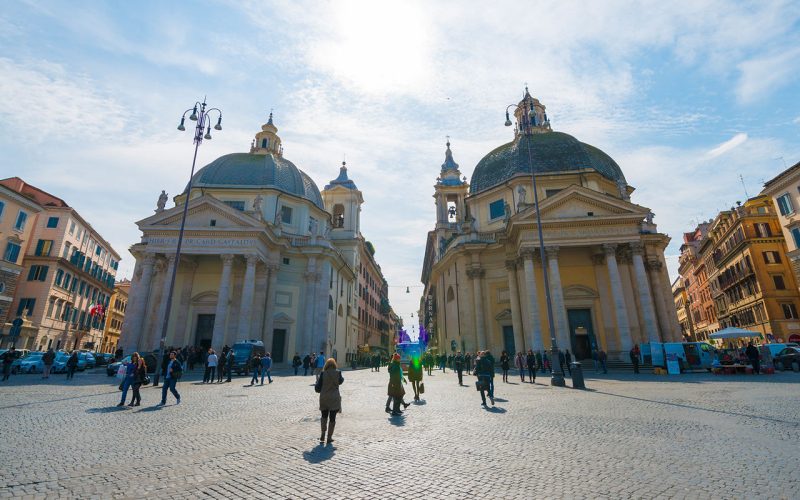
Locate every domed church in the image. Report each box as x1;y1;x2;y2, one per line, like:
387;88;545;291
121;114;379;362
421;90;681;361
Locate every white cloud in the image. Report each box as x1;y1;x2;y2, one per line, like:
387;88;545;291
706;132;748;158
737;47;800;104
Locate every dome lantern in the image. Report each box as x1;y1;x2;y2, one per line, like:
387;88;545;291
250;111;283;157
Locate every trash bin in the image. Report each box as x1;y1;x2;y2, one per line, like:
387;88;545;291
570;362;585;389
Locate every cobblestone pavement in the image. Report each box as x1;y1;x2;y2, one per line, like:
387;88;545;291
0;365;798;499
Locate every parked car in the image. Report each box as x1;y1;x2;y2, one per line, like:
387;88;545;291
9;350;36;374
19;353;47;373
93;353;114;366
773;347;800;372
52;352;69;373
106;353;157;376
78;351;96;369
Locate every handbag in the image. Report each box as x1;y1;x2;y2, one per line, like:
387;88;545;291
314;372;323;393
419;382;425;394
475;379;487;391
118;382;123;391
143;375;151;386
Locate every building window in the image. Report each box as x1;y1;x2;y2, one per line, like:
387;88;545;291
773;274;786;290
282;257;290;265
763;251;782;264
223;200;245;211
0;200;5;221
754;223;772;238
210;219;216;227
261;138;268;148
69;221;76;235
782;303;799;319
3;242;21;263
280;205;293;224
46;217;59;228
16;298;36;316
488;199;505;220
14;210;27;231
447;286;455;302
27;265;49;281
35;239;53;256
777;193;794;216
333;204;345;228
55;269;64;286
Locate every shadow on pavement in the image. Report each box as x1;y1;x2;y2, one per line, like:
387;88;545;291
302;444;335;463
0;390;119;410
494;398;508;402
86;406;128;413
138;405;165;412
484;406;507;414
413;400;427;405
388;414;406;426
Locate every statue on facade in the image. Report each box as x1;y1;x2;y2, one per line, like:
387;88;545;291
503;201;511;222
156;190;168;213
253;194;263;212
645;211;655;224
309;217;319;237
517;186;527;210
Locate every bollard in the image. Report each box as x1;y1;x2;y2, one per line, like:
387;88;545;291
570;362;585;389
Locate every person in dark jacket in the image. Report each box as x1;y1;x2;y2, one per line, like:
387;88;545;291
475;351;494;406
500;351;511;383
128;354;147;406
292;353;302;375
465;353;473;375
1;347;16;381
42;349;55;379
454;351;465;385
564;349;572;376
303;354;311;376
316;358;344;444
745;342;761;374
558;350;568;376
249;354;262;386
66;351;78;380
159;350;182;405
226;349;234;382
630;344;641;374
386;353;409;415
526;350;537;383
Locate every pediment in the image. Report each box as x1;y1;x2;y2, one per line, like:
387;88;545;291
273;312;295;324
517;185;649;221
495;308;513;321
138;195;264;230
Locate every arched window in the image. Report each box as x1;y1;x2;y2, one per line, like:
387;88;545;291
447;286;455;302
338;304;343;317
329;295;334;310
261;138;268;148
333;204;345;228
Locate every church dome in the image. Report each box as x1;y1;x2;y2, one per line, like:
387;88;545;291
188;113;324;209
469;92;626;195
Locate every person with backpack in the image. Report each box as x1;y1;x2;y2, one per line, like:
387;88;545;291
292;353;302;375
315;357;343;445
158;350;182;405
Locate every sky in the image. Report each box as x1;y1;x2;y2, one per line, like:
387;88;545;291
1;0;800;326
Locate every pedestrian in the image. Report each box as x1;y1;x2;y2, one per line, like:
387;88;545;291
292;353;301;375
249;353;262;386
592;349;600;372
158;350;182;405
226;349;234;382
513;352;525;382
203;348;217;383
564;349;572;376
315;351;325;376
535;350;543;372
187;347;196;371
303;353;311;376
599;349;608;374
408;354;423;401
440;354;447;373
117;353;138;407
526;349;537;383
447;354;454;371
386;353;409;416
475;351;495;407
216;346;226;383
128;354;147;406
66;351;78;380
261;352;273;385
454;351;465;386
543;352;550;373
315;357;343;445
745;342;761;374
558;350;568;376
424;351;433;376
484;350;496;397
42;348;55;379
1;347;16;381
465;352;472;375
499;351;511;382
630;344;641;374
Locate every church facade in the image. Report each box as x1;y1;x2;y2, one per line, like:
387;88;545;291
120;115;389;362
421;91;681;361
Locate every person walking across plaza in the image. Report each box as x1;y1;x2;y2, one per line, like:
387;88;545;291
66;351;78;380
475;351;495;407
465;352;472;375
42;348;55;379
500;351;511;383
129;354;148;406
454;351;465;386
117;353;138;407
526;350;537;383
315;351;325;376
216;346;226;383
226;349;234;382
484;350;496;397
315;357;343;445
408;355;423;401
292;353;301;375
159;350;182;405
1;347;16;381
630;344;641;374
599;349;608;374
386;353;409;415
542;351;550;373
249;353;262;386
564;349;572;376
424;351;433;376
745;342;761;374
204;348;217;383
514;352;526;382
261;352;273;385
303;353;311;376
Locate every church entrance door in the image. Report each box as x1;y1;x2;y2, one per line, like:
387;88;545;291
502;325;516;356
195;314;215;350
272;329;286;363
567;309;595;360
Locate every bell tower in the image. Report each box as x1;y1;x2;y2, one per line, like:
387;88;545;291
321;160;363;240
433;139;469;258
250;112;283;156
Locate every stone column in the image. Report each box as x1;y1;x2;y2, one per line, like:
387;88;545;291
467;266;486;350
302;258;318;354
236;255;259;342
603;244;633;352
591;252;618;351
263;262;280;351
505;259;525;353
120;255;154;353
153;254;177;349
545;246;570;350
211;254;234;350
173;259;198;348
658;254;683;342
630;243;660;343
520;249;543;351
647;259;673;342
252;264;268;345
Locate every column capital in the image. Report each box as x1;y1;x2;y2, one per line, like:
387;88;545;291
591;253;605;266
602;243;617;256
504;259;517;271
245;254;260;266
518;248;538;261
180;257;199;271
645;259;663;272
221;254;235;265
545;246;560;259
266;262;280;273
466;267;485;280
141;254;157;267
629;241;645;255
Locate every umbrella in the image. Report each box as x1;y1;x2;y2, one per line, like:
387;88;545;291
709;327;762;340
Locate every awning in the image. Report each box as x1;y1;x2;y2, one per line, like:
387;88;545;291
709;327;762;340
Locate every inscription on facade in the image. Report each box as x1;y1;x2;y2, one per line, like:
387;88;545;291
146;237;256;247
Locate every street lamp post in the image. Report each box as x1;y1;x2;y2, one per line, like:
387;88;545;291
505;94;565;387
152;98;222;387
